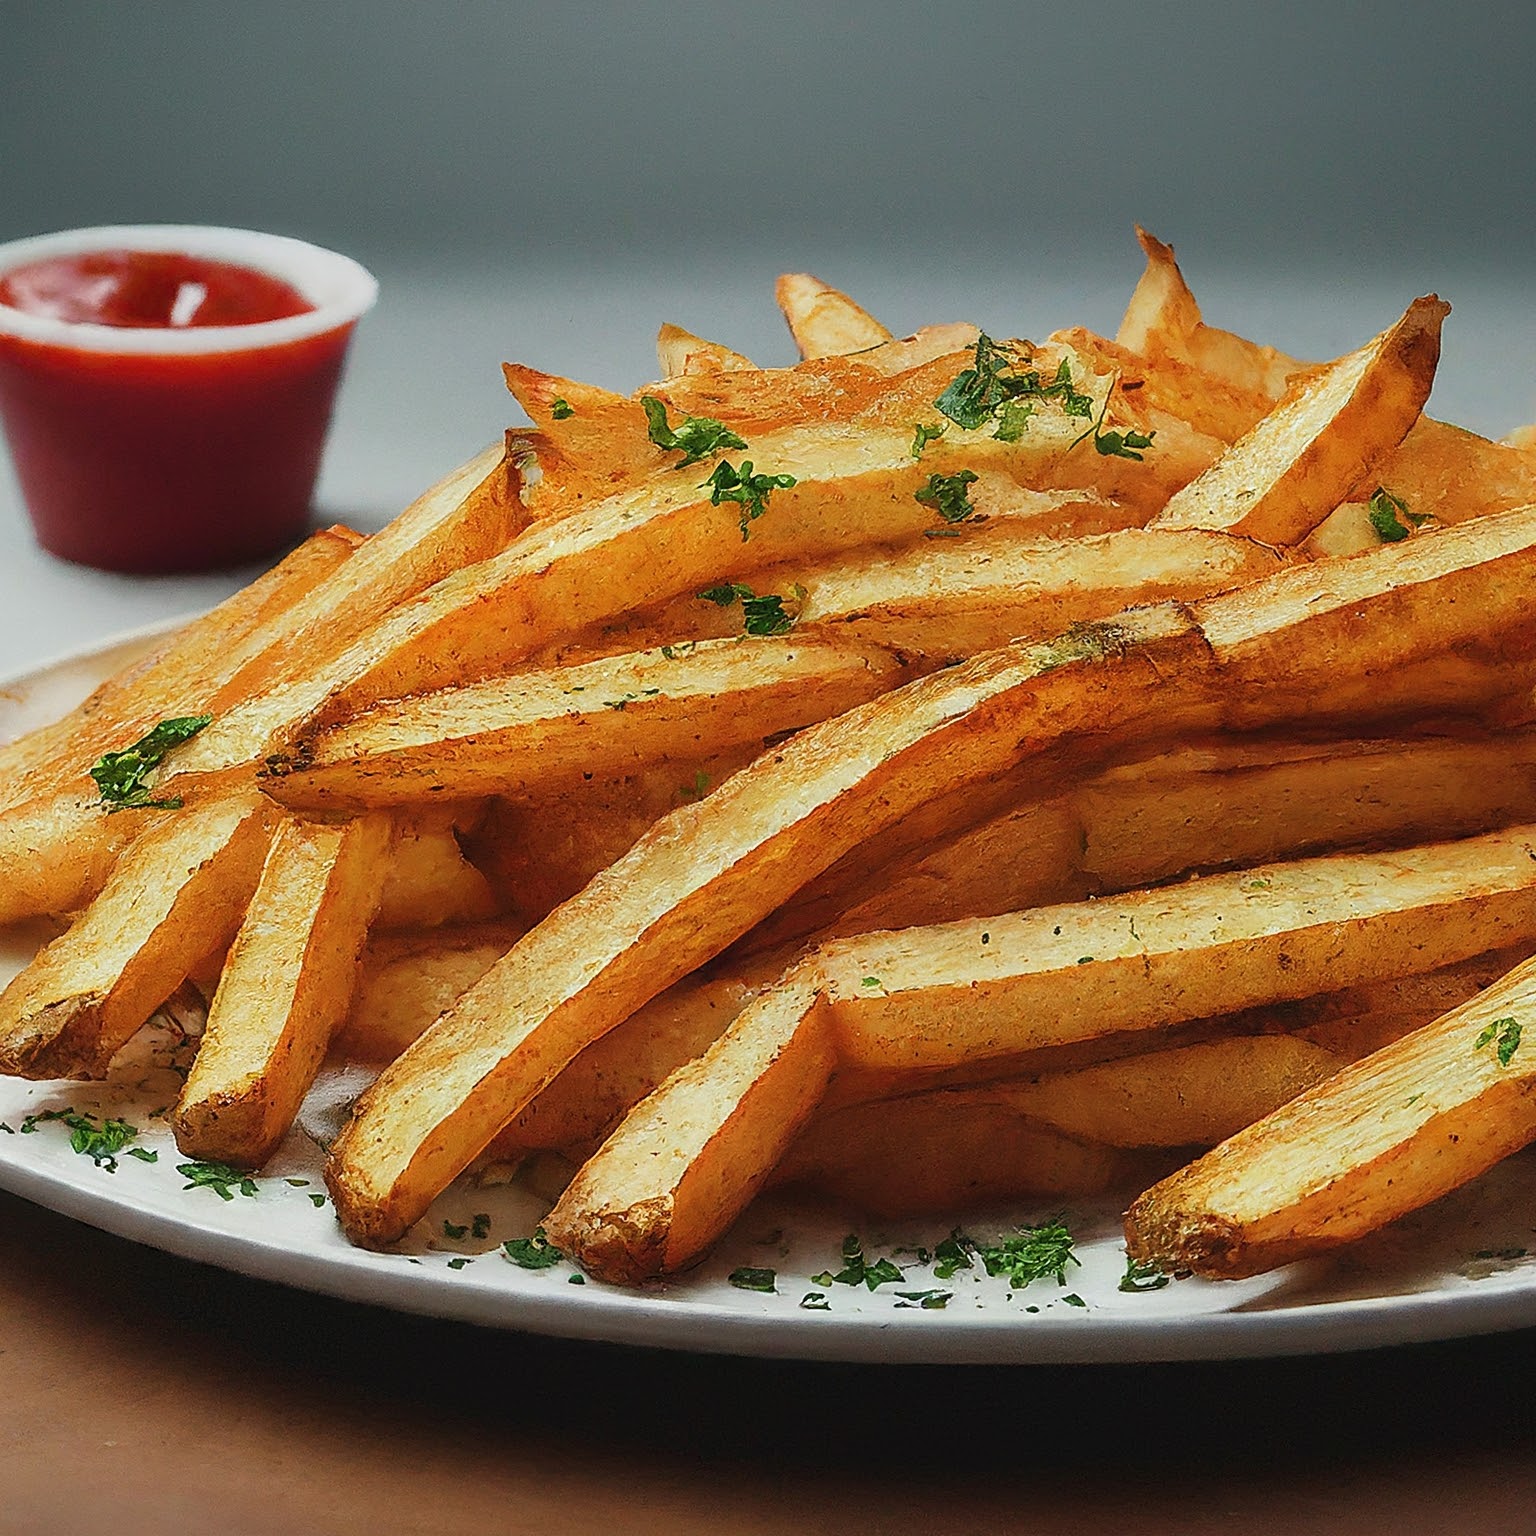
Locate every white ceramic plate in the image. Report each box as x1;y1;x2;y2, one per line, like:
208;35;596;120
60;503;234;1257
4;627;1536;1365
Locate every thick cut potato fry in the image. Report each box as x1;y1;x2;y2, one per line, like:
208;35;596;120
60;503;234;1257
1151;297;1447;548
1124;951;1536;1278
1117;227;1305;399
336;919;529;1063
654;324;755;377
372;808;498;930
775;273;893;360
820;825;1536;1071
261;635;909;811
1051;326;1274;446
0;526;360;813
0;796;274;1079
0;791;137;926
774;1102;1126;1217
173;812;396;1166
543;970;834;1284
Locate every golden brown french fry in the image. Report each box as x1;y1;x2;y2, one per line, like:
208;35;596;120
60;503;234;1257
326;508;1536;1246
1123;950;1536;1278
1051;325;1274;446
774;1099;1125;1217
1150;296;1447;548
544;970;834;1284
372;808;498;930
655;324;755;377
335;918;529;1064
0;526;361;812
1307;418;1536;557
1117;226;1305;399
0;796;274;1079
173;812;395;1166
818;824;1536;1072
261;634;909;812
775;273;893;360
0;791;137;926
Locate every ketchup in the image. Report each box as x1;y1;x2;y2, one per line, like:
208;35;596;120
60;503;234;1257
0;250;315;330
0;240;366;574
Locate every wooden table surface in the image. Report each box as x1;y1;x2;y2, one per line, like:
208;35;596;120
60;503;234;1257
4;1187;1535;1536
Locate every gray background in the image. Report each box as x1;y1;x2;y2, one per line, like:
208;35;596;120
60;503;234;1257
1;0;1534;658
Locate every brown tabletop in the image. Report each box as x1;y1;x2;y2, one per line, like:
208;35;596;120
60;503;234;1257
4;1187;1536;1535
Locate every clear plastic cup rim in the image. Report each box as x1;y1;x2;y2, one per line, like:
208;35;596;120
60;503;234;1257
0;225;379;354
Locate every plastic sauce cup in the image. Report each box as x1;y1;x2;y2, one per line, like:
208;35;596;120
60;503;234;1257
0;225;378;574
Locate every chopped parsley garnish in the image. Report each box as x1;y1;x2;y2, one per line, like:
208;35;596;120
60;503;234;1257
442;1219;469;1239
910;421;948;458
640;394;747;467
1060;1292;1088;1308
308;1193;327;1207
800;1292;830;1310
930;1232;975;1280
810;1233;905;1291
702;459;798;540
125;1146;159;1164
1120;1256;1171;1293
1367;485;1429;543
728;1265;778;1292
549;397;575;420
20;1108;140;1171
89;714;212;812
696;581;801;635
975;1221;1080;1289
860;976;883;989
471;1212;492;1239
176;1160;258;1200
447;1257;470;1270
934;337;1097;441
914;468;980;524
503;1228;565;1269
1070;389;1156;460
895;1289;952;1310
1475;1015;1523;1068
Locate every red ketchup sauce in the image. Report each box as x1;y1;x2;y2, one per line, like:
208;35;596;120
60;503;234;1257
0;248;356;573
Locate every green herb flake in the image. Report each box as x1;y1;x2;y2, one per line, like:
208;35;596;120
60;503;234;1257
89;715;213;813
549;397;575;420
176;1160;258;1200
446;1257;470;1270
20;1108;140;1171
800;1292;830;1310
284;1177;310;1187
895;1289;952;1310
910;421;948;458
1475;1016;1523;1068
975;1221;1080;1290
1367;486;1428;543
860;976;883;989
702;459;798;540
1120;1256;1171;1293
728;1265;777;1293
471;1212;492;1240
934;333;1026;430
991;399;1036;443
308;1193;327;1208
640;395;747;468
125;1146;159;1164
503;1228;565;1269
931;1233;975;1280
914;468;980;524
811;1233;905;1291
442;1219;469;1240
698;581;754;608
741;593;795;636
1060;1292;1088;1309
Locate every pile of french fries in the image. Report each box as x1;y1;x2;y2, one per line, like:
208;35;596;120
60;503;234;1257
6;229;1536;1288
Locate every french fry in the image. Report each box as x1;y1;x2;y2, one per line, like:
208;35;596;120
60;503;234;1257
0;525;361;812
260;634;910;812
172;812;396;1166
544;970;834;1284
0;796;274;1079
335;918;529;1064
1123;950;1536;1278
1117;226;1305;399
775;273;893;360
654;324;755;377
773;1101;1127;1217
1150;296;1448;547
372;808;498;930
